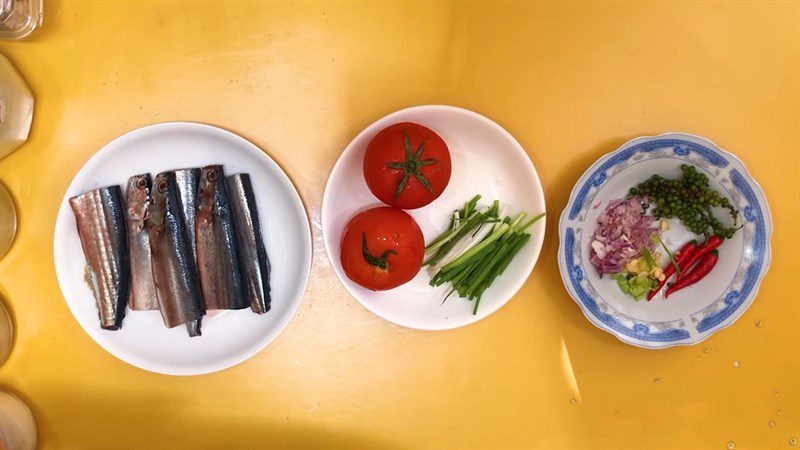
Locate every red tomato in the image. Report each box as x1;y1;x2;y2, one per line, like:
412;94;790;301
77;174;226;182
363;122;451;209
340;207;424;291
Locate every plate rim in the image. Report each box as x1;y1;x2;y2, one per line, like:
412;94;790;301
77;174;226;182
557;132;773;349
321;104;546;330
52;121;313;375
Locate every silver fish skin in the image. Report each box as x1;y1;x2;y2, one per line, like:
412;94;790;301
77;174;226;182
226;173;271;314
174;168;203;335
124;174;160;311
174;168;201;262
196;165;248;310
186;319;202;337
148;171;206;331
70;186;130;330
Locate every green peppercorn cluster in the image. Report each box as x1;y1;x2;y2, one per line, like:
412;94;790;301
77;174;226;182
629;165;740;238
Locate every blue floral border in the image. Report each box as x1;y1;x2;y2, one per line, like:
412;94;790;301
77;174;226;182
564;228;691;342
696;169;767;332
562;138;768;344
568;139;729;220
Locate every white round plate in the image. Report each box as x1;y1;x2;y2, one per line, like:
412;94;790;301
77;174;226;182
322;105;546;330
54;122;312;375
558;133;771;349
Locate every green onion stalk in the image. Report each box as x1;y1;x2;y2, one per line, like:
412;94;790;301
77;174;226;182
424;196;545;315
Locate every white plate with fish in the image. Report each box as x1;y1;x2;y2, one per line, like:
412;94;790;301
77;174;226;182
53;122;312;375
558;133;771;349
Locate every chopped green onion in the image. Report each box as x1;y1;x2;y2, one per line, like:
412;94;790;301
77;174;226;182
424;195;544;314
440;223;509;273
509;212;526;230
641;247;656;270
517;212;546;233
424;211;486;262
652;235;680;276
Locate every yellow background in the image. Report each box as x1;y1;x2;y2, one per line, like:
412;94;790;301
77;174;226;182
1;1;798;449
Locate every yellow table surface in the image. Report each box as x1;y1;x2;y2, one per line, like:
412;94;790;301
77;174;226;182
1;1;798;449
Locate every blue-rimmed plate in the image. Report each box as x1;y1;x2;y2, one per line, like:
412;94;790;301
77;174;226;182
558;133;771;349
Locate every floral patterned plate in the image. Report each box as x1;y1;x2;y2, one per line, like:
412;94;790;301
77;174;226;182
558;133;771;349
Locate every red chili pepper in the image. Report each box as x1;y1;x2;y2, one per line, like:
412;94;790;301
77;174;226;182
676;234;723;281
647;240;697;301
665;250;719;297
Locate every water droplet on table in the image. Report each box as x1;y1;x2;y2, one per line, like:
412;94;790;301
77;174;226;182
774;390;780;397
776;408;783;416
569;397;577;405
790;436;797;446
754;319;763;327
768;420;776;428
732;361;740;368
702;346;709;353
653;377;661;384
727;441;735;449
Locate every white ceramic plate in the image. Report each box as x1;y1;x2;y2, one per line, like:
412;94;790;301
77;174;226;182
322;105;546;330
558;133;771;349
54;122;312;375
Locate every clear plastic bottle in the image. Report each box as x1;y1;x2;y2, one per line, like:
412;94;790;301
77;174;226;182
0;391;37;450
0;181;16;259
0;294;11;366
0;0;42;40
0;54;33;160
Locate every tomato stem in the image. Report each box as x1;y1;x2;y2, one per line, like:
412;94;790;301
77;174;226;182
387;130;438;201
362;232;396;270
